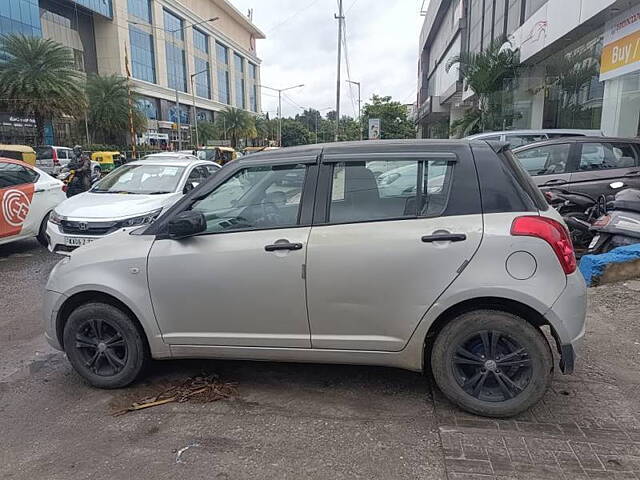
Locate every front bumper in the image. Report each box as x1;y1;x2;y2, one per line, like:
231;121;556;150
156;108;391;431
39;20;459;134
43;289;66;351
46;222;104;254
545;271;587;375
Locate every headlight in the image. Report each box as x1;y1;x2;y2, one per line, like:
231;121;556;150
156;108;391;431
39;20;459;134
49;210;63;225
118;208;162;228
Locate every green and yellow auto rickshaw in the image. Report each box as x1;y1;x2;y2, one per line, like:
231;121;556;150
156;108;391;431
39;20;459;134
91;151;121;174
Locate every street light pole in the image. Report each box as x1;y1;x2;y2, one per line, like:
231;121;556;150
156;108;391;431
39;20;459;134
128;17;218;151
346;80;362;140
190;68;209;149
334;0;344;142
257;84;304;147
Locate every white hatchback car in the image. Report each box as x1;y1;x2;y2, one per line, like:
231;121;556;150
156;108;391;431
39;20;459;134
0;158;65;247
46;157;219;253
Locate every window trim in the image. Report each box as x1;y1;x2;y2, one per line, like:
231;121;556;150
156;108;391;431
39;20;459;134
146;156;320;238
313;154;457;226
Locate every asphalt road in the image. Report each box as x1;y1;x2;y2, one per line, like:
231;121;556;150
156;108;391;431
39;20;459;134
2;239;640;479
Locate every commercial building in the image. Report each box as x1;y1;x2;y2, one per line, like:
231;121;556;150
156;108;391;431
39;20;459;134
0;0;264;147
417;0;640;139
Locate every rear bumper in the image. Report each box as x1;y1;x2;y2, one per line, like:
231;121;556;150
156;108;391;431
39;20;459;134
545;271;587;374
43;289;66;351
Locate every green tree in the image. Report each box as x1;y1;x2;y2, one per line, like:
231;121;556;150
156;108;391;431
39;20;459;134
86;74;146;145
446;36;520;136
215;107;254;149
196;121;217;146
281;118;310;146
0;34;87;144
362;95;415;139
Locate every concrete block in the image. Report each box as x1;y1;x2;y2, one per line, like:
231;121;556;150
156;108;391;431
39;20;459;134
579;244;640;286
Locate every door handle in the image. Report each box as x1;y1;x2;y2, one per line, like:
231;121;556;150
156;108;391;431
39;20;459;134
34;188;44;193
265;240;303;252
422;233;467;243
542;179;567;186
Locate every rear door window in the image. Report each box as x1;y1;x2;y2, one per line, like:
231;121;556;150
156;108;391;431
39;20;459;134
578;142;638;171
328;158;455;224
0;162;38;188
35;146;53;159
514;143;571;176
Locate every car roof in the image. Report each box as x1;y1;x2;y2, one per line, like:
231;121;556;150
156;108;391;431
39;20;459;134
234;139;483;165
0;157;34;167
512;136;640;152
128;157;209;167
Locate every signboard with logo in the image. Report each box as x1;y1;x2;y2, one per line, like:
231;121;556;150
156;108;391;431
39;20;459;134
601;7;640;81
368;118;381;140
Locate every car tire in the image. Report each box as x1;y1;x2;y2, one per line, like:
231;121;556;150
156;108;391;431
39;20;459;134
431;310;552;418
63;302;150;389
36;212;50;247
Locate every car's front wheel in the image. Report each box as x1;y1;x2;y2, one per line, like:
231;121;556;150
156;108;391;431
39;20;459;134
63;302;149;388
431;310;552;418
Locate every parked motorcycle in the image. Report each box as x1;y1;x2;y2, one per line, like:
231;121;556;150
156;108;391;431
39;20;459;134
545;188;599;253
588;187;640;254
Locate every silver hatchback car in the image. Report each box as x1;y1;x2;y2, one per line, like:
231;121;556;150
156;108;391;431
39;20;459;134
43;140;586;418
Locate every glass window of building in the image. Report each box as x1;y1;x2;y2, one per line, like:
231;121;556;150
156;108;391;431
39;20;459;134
506;0;522;35
193;28;208;54
248;63;258;112
196;109;213;123
166;42;186;92
216;42;230;104
194;57;211;99
137;97;158;120
163;9;183;40
494;0;506;40
127;0;151;23
525;0;547;21
129;26;156;83
468;0;483;54
169;104;190;124
234;53;245;109
482;0;493;49
0;0;42;37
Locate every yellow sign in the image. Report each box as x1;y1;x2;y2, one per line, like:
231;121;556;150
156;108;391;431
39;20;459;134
601;29;640;80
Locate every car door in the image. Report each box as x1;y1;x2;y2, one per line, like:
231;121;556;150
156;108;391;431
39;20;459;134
0;161;39;242
513;142;574;191
147;158;316;347
305;147;483;351
569;141;640;198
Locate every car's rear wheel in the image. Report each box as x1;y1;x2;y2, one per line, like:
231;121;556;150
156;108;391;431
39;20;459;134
63;302;149;388
431;310;552;418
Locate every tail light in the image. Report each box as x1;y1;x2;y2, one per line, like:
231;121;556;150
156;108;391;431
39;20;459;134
511;216;577;274
52;148;59;166
62;184;68;193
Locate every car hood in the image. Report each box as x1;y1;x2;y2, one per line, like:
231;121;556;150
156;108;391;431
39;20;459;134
54;191;181;219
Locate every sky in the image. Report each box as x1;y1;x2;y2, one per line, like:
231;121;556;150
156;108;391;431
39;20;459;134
230;0;425;118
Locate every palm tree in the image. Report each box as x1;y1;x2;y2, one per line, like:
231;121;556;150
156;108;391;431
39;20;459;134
0;34;87;144
86;74;145;144
447;37;520;135
216;107;254;149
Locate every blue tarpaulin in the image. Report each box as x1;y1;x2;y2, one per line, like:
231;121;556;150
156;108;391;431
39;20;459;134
579;244;640;286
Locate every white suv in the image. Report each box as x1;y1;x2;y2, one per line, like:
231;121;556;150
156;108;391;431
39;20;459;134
43;140;586;417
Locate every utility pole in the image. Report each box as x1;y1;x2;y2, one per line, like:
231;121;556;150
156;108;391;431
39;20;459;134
334;0;343;142
258;84;304;147
346;80;362;140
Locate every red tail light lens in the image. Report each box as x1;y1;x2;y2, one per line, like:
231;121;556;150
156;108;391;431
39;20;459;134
511;216;577;274
52;148;59;166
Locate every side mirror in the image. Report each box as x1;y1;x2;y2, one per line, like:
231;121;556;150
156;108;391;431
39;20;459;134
168;211;206;239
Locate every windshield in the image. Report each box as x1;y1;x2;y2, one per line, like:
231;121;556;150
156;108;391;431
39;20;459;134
91;164;185;194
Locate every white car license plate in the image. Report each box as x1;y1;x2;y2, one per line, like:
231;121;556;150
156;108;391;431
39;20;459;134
65;236;96;247
588;235;600;250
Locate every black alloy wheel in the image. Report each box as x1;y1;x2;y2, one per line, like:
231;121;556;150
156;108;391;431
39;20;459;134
74;318;128;377
452;330;532;402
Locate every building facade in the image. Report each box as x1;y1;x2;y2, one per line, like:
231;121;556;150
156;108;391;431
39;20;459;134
417;0;640;139
0;0;264;147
